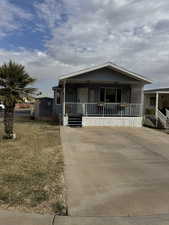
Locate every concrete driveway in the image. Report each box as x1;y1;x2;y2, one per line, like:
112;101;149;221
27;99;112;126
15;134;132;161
1;210;169;225
61;126;169;217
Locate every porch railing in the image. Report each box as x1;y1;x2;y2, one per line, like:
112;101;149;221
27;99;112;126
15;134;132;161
157;109;168;128
166;109;169;119
56;103;142;117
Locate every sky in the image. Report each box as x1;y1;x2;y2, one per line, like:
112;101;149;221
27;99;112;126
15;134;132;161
0;0;169;96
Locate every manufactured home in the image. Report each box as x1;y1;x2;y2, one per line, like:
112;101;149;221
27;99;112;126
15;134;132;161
53;62;151;127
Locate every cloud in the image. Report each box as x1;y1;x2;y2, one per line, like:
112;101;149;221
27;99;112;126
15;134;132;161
34;0;169;89
1;0;169;96
0;0;32;37
0;48;80;96
154;19;169;32
34;0;68;29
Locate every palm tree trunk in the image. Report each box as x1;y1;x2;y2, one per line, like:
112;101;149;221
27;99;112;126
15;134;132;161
3;105;15;139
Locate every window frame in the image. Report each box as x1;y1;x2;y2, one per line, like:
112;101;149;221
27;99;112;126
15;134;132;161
99;87;122;103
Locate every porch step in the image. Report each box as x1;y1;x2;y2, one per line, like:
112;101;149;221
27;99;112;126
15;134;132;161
68;115;82;127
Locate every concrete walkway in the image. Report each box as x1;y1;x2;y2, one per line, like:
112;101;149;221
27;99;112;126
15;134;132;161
1;210;169;225
61;126;169;217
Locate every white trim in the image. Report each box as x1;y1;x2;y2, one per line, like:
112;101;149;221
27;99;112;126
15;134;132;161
63;116;143;127
63;116;68;126
155;92;159;128
58;62;151;84
82;117;143;127
63;80;66;118
145;91;169;94
158;110;167;128
99;87;122;103
166;109;169;119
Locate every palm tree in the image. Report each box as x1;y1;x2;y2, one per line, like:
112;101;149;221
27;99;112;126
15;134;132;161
0;61;37;139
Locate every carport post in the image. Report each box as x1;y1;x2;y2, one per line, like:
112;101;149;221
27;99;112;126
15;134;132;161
155;92;159;128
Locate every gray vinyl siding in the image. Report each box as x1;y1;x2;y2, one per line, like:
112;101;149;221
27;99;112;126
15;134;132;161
130;85;143;104
63;84;132;103
53;67;145;107
65;87;77;102
68;68;141;84
53;84;143;105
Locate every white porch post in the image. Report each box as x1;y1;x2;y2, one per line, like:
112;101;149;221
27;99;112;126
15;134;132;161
63;80;66;120
140;86;144;117
155;92;159;128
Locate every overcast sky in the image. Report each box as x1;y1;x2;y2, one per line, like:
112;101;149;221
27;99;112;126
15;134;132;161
0;0;169;96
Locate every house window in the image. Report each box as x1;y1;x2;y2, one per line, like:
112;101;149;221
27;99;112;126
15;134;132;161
106;88;116;102
100;88;121;103
150;97;156;106
117;89;122;103
100;88;105;102
89;88;95;102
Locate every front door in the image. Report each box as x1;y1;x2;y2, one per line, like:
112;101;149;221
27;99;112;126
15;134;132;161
78;88;88;103
89;89;95;102
77;88;88;114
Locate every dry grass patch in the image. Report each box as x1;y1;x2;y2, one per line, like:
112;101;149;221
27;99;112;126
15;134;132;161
0;121;65;214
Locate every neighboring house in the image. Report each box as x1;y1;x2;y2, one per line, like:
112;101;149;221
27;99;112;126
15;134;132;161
15;97;35;110
34;97;53;120
53;62;151;127
144;88;169;128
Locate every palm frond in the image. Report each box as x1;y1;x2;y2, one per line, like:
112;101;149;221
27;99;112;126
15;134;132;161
0;61;38;105
0;78;6;87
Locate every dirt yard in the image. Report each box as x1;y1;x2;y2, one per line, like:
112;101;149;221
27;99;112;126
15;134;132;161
0;121;65;215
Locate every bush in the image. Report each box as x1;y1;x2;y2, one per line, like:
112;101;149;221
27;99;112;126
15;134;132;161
145;108;155;115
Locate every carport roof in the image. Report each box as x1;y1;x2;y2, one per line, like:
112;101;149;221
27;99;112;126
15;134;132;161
144;88;169;94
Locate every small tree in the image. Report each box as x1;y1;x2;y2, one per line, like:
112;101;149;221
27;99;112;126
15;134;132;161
0;61;36;139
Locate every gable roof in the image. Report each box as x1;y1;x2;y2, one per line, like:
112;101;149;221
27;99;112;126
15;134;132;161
59;62;152;84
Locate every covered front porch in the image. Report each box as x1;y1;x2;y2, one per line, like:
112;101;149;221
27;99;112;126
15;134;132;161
52;62;150;127
53;81;143;127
